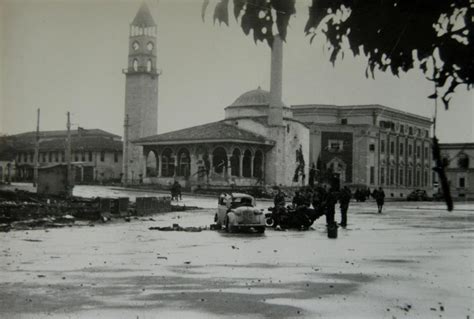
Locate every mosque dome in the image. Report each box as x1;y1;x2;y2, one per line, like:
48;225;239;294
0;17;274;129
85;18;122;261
229;87;270;107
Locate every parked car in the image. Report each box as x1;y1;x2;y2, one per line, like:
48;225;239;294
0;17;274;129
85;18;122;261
407;189;430;201
214;193;265;233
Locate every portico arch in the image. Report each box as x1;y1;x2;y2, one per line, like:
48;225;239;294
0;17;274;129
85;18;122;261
212;147;227;174
161;148;174;177
177;148;190;177
242;149;252;177
145;150;158;177
230;148;241;176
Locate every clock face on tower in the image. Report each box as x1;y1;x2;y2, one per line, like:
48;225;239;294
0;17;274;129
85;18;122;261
132;41;139;51
147;42;154;51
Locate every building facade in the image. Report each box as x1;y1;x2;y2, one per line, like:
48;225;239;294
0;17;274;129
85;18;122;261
7;128;123;183
292;104;433;198
123;2;160;183
438;143;474;199
135;88;309;189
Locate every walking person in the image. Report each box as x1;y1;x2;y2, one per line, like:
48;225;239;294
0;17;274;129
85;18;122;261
339;186;351;227
373;187;385;213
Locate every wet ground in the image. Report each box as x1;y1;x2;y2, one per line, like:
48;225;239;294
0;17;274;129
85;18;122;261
0;184;473;318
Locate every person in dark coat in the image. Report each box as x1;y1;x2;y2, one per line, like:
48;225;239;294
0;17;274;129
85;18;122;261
324;187;339;226
273;187;286;228
171;181;182;201
339;186;352;227
373;187;385;213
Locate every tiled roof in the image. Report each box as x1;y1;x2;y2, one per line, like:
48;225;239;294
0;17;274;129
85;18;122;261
11;128;120;141
14;136;122;152
134;121;273;145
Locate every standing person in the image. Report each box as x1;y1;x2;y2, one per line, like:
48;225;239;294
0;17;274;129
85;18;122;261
171;180;182;201
324;186;338;226
273;187;286;229
373;187;385;213
339;186;352;227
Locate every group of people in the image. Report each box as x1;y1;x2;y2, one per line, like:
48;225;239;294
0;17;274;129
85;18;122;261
273;185;387;229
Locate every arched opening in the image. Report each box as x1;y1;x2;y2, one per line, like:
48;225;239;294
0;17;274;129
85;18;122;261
161;148;174;177
253;150;263;178
145;150;158;177
212;147;227;174
147;59;152;72
242;150;252;177
177;148;190;177
133;59;138;71
230;148;241;176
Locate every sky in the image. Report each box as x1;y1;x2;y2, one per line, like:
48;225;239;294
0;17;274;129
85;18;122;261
0;0;472;143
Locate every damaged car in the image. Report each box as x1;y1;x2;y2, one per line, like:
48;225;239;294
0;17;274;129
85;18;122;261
214;193;265;233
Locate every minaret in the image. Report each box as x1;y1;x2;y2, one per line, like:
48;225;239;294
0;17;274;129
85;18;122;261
123;1;159;184
268;35;284;126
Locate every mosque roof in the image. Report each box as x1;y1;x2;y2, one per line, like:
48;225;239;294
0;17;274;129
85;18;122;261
133;121;274;145
228;87;271;108
132;2;156;26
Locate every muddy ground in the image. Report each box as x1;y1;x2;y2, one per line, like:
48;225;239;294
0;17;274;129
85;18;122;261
0;184;473;318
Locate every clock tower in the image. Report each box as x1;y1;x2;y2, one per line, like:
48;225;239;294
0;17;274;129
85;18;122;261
123;2;159;183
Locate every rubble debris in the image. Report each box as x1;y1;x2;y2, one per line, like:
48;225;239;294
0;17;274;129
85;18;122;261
148;224;204;232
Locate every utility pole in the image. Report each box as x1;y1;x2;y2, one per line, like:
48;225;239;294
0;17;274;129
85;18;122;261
66;112;72;196
123;114;130;186
33;108;40;187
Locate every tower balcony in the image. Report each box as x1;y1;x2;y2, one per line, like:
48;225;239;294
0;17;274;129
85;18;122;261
122;67;162;76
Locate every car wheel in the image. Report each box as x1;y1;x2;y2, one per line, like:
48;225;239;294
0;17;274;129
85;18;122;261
265;217;275;227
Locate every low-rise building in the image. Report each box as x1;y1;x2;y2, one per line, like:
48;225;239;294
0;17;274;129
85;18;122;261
292;104;433;198
438;143;474;200
6;128;123;183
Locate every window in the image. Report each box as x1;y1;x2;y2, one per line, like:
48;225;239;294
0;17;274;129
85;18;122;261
459;177;465;188
380;167;385;185
30;153;34;162
114;152;119;163
416;171;421;187
74;152;79;162
88;152;93;162
55;152;59;162
370;166;375;184
416;146;421;158
341;119;348;125
100;151;105;162
61;152;65;162
408;170;412;186
424;147;428;159
369;144;375;152
400;125;405;134
399;143;404;156
81;152;85;162
390;141;395;154
390;169;394;185
381;140;385;153
48;152;53;162
409;127;413;135
328;140;343;152
408;144;413;156
457;154;469;169
424;171;428;186
399;169;404;185
147;42;154;51
425;130;429;138
147;59;152;72
133;59;138;71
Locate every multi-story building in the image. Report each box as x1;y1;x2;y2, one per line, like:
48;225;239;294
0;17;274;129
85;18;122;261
438;143;474;199
0;140;16;183
292;104;433;198
8;128;123;183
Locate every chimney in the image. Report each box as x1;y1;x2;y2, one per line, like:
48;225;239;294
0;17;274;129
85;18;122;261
268;34;284;126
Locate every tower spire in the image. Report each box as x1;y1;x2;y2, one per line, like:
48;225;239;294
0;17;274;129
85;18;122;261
132;1;156;27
